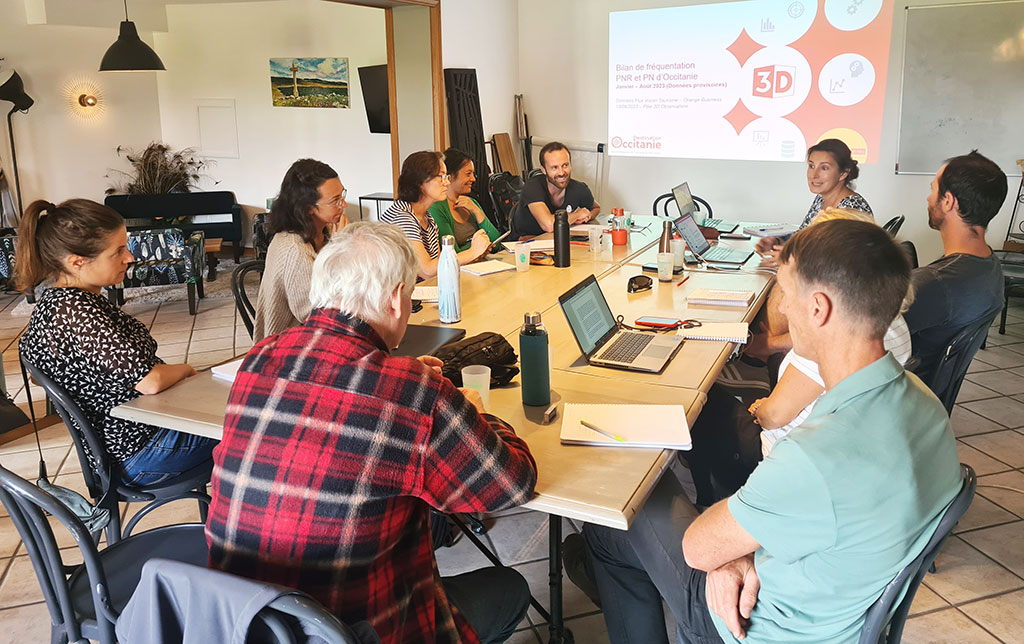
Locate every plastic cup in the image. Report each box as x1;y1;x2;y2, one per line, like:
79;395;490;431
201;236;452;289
657;252;674;282
514;243;531;272
588;228;602;253
461;364;491;409
671;238;687;268
611;229;628;246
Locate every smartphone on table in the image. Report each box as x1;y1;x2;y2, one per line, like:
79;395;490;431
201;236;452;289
635;316;682;329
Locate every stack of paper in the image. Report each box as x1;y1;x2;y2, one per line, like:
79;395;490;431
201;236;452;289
559;404;691;449
412;286;438;302
211;358;245;383
687;289;755;307
461;260;516;276
506;239;555;253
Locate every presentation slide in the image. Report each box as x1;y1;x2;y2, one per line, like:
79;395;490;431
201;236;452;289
608;0;894;163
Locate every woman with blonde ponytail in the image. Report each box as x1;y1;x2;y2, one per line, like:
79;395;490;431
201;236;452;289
17;199;216;485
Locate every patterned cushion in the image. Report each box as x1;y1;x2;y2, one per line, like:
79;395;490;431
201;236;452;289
119;227;206;288
0;236;16;280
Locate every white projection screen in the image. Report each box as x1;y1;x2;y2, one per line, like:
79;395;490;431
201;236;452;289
608;0;895;163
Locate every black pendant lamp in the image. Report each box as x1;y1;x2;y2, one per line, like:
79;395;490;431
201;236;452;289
99;0;166;72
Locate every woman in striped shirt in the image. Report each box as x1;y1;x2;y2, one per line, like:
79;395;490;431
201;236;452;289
381;151;489;280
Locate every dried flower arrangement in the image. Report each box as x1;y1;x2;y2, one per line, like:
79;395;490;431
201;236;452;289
106;142;217;195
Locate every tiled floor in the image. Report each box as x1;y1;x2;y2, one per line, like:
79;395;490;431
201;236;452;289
1;284;1024;643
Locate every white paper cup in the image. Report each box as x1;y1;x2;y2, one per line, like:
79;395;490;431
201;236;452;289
588;228;602;253
514;243;531;272
657;252;674;282
461;364;491;408
671;238;687;268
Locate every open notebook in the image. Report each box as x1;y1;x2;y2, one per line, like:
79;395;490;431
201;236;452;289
559;404;691;449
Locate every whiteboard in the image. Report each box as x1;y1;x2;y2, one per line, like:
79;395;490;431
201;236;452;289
897;1;1024;176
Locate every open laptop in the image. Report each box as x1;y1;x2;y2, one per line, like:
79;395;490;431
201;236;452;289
673;210;754;265
671;182;737;233
558;275;683;373
394;325;465;358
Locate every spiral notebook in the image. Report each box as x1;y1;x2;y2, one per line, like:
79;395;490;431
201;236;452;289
679;322;749;343
559;404;691;449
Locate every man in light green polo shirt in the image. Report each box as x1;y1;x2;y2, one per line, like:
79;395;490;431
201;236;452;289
580;220;961;643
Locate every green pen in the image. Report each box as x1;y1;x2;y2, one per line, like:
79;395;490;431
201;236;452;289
581;420;626;442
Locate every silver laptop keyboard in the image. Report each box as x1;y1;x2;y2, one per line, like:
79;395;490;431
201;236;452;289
702;245;741;262
599;332;655;363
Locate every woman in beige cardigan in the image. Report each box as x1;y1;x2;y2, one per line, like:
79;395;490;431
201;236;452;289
253;159;348;341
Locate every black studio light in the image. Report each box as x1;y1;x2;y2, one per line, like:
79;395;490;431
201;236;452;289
99;0;166;72
0;66;34;221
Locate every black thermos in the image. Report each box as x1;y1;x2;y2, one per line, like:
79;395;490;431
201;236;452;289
554;210;570;267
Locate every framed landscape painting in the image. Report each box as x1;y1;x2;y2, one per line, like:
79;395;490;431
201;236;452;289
270;57;350;108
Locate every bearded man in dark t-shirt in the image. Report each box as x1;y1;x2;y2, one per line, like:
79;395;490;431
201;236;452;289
904;150;1008;386
512;141;601;239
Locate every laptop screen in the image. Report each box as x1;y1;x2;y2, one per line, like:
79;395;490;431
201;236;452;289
672;182;697;218
559;276;617;356
673;211;710;255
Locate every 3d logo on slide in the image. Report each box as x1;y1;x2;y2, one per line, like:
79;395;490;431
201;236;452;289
753;65;796;98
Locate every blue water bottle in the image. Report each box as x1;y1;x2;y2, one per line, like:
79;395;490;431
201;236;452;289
520;312;551;406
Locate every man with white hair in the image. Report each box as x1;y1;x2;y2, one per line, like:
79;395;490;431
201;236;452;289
206;222;537;644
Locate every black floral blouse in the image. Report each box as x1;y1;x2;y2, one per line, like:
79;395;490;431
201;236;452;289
19;287;163;469
800;192;874;229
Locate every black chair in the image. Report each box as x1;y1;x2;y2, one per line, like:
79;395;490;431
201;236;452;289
253;212;272;260
117;559;374;644
882;215;905;237
652;192;713;219
0;464;209;644
21;356;212;544
993;251;1024;334
859;464;977;644
925;314;996;415
232;259;265;340
900;240;919;269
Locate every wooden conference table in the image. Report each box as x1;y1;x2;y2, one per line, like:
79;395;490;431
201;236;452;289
112;215;774;643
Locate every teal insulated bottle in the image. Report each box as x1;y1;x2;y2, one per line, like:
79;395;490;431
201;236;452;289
520;312;551;406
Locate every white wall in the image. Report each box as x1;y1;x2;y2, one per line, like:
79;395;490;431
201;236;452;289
154;0;393;227
516;0;1021;264
441;0;521;169
0;0;162;208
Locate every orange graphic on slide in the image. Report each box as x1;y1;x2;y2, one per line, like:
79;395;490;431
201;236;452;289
721;0;894;162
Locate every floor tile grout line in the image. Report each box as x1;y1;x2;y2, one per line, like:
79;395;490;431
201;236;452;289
953;605;1010;644
949;532;1024;590
949;584;1024;610
955;517;1024;537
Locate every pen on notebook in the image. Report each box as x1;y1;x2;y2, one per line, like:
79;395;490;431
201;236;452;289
676;274;690;287
581;420;626;442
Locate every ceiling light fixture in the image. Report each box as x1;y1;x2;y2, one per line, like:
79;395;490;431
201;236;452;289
99;0;166;72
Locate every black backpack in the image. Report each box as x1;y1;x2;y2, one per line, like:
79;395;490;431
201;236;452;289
434;332;520;387
487;172;524;235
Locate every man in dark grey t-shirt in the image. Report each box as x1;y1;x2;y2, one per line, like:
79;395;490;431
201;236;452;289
905;150;1008;386
512;141;601;239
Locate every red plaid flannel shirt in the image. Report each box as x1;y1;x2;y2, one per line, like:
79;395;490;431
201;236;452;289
206;309;537;643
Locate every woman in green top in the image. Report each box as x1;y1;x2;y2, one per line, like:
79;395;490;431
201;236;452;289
428;148;502;251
